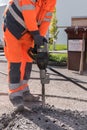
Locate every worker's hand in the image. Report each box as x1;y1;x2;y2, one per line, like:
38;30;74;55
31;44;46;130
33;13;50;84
33;35;47;49
30;30;47;49
28;46;49;69
30;30;48;69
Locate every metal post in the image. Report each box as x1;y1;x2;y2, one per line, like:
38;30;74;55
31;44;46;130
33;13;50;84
79;33;85;75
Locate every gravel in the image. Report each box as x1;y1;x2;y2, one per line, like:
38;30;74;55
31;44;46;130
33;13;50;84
0;105;87;130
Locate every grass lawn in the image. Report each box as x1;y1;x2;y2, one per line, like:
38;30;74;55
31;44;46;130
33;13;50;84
48;44;67;64
48;44;67;51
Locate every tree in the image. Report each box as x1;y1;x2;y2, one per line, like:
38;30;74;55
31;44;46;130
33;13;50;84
49;8;59;50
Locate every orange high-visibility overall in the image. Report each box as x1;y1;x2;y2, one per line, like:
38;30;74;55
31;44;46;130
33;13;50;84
3;0;56;99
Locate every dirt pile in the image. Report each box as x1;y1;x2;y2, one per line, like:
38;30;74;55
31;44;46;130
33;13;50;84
0;105;87;130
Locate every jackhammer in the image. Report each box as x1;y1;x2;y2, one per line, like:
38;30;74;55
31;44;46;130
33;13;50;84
36;43;50;107
28;42;50;107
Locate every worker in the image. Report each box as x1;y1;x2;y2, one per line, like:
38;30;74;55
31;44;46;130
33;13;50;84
2;0;56;112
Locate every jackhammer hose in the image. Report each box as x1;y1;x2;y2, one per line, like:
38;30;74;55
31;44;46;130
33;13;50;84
48;66;87;91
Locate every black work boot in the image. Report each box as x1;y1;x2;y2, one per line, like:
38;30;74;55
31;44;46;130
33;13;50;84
10;96;24;112
23;91;40;102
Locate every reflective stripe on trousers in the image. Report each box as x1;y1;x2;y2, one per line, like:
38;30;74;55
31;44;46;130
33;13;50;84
8;62;32;99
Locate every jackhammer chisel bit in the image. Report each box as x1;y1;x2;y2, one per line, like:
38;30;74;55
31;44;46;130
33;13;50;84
40;69;49;107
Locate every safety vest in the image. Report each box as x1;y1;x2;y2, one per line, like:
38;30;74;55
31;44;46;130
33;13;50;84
4;0;56;39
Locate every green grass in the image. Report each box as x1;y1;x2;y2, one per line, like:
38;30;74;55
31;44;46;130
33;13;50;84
49;53;67;62
48;44;67;51
48;44;67;64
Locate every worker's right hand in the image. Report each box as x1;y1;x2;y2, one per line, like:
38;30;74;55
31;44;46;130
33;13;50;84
30;30;47;49
34;35;47;49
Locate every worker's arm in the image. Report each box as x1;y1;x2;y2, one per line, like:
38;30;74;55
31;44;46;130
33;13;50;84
39;17;52;36
39;1;56;36
20;0;38;32
20;0;46;47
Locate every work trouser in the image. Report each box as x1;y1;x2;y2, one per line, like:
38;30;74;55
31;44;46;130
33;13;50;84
3;28;34;100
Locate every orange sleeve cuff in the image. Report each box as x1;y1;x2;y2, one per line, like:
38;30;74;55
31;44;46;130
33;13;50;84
39;21;50;36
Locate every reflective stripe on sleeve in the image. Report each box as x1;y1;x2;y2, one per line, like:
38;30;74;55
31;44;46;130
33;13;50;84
46;12;52;17
9;5;26;28
43;12;52;22
37;12;52;25
43;17;51;22
21;4;35;11
14;0;22;11
37;18;51;25
31;0;36;2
